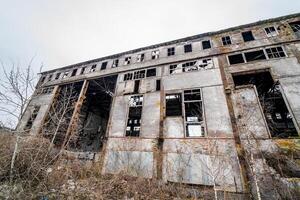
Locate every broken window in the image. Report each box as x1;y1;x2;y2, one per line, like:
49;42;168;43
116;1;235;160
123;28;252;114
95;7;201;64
41;86;54;95
137;53;145;62
63;71;69;78
169;64;180;74
126;95;143;137
25;106;40;130
265;46;286;58
101;62;107;70
151;50;159;60
80;67;86;75
228;54;245;65
242;31;255;42
289;21;300;33
182;61;197;72
167;47;175;56
71;69;77;77
47;74;53;82
233;72;298;138
156;79;161;91
184;44;192;53
222;36;232;45
244;50;266;62
265;26;278;37
146;68;156;77
55;72;61;80
90;65;97;72
124;56;131;65
202;40;211;49
124;73;133;81
166;94;182;116
40;76;46;84
112;59;119;68
183;89;204;137
133;70;145;79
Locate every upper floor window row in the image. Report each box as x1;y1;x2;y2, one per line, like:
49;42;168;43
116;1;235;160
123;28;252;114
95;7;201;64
227;46;286;65
123;68;157;82
169;58;214;75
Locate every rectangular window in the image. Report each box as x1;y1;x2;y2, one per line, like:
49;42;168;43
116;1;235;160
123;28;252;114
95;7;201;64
156;80;161;91
184;44;192;53
182;61;197;72
151;50;159;59
242;31;255;42
228;54;245;65
40;76;46;84
25;106;40;130
71;69;77;76
47;74;53;81
55;72;61;80
126;95;143;137
265;26;278;37
167;47;175;56
166;94;182;116
169;64;179;74
137;53;145;62
146;68;156;77
222;36;232;45
289;21;300;33
244;50;266;62
124;73;133;81
202;40;211;49
133;70;145;79
124;56;131;65
90;65;97;72
265;46;286;58
80;67;86;75
112;59;119;68
101;62;107;70
134;80;140;93
183;89;204;137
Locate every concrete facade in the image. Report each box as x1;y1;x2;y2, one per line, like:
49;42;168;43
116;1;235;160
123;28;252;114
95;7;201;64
17;13;300;198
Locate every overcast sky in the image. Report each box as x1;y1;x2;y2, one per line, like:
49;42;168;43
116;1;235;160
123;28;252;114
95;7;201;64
0;0;300;72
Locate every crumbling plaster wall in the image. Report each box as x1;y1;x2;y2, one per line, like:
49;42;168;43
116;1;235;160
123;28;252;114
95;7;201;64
17;91;56;135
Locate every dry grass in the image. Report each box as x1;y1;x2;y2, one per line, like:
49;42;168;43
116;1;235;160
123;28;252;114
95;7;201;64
0;133;216;200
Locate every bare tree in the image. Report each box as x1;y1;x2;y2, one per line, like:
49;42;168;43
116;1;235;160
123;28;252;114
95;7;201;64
0;58;41;128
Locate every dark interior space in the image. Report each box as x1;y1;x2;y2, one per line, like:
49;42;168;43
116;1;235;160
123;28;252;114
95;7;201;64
69;75;117;152
233;71;298;138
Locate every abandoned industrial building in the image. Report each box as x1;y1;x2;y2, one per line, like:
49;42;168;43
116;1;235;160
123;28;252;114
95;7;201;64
17;13;300;198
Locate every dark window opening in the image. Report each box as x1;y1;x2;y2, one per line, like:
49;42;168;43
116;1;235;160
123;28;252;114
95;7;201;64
265;26;277;37
222;36;232;45
126;95;143;137
242;31;255;42
71;69;77;77
55;73;61;79
80;67;86;75
169;64;179;74
244;50;266;62
146;68;156;77
202;40;211;49
168;47;175;56
166;94;182;116
48;74;53;81
266;47;286;58
289;21;300;33
101;62;107;70
134;80;140;94
233;72;298;138
40;76;46;84
90;65;97;72
112;59;119;68
124;73;133;81
156;80;161;91
25;106;40;130
124;57;131;65
137;54;145;62
133;70;145;79
228;54;245;65
182;61;197;72
184;44;192;53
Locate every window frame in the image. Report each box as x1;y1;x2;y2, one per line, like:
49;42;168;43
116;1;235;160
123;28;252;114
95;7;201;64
184;44;193;53
202;40;212;50
264;26;278;37
167;47;175;56
221;36;232;46
125;95;144;137
241;31;255;42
